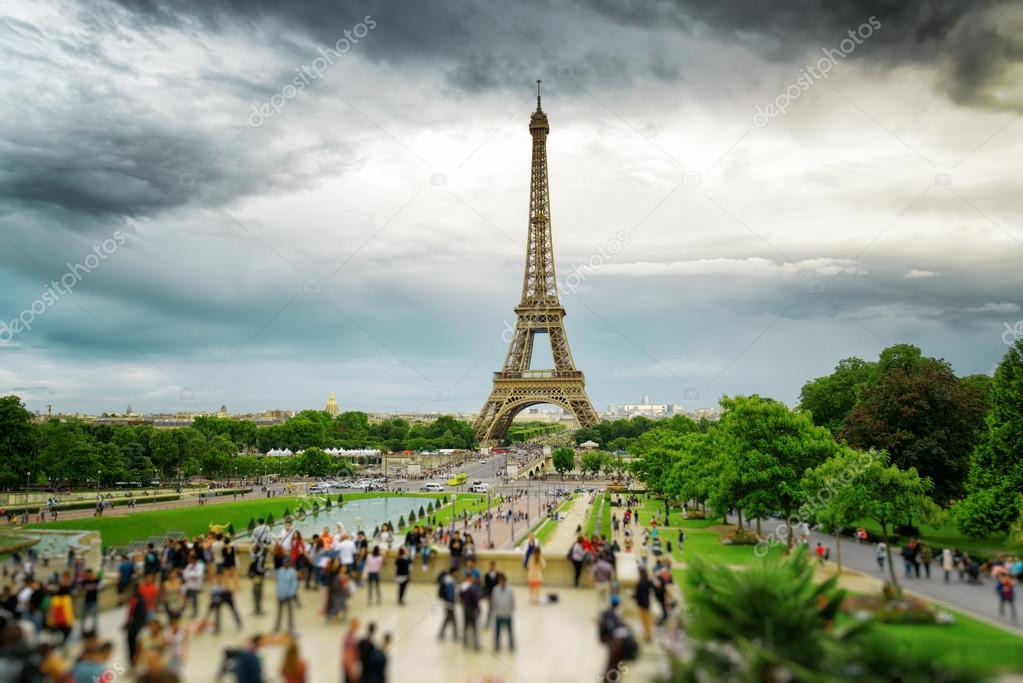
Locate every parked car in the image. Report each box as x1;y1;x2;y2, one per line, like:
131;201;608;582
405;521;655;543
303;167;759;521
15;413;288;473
421;482;445;492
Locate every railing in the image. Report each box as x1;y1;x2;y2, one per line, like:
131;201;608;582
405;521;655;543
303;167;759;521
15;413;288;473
494;370;583;380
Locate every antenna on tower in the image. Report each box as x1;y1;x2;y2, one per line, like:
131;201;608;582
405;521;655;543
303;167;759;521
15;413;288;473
536;79;542;111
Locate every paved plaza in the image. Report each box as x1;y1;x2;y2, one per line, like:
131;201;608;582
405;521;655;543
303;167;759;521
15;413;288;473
93;575;668;682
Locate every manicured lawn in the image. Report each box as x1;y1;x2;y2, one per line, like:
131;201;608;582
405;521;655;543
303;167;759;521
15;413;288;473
833;608;1023;674
583;493;605;537
28;492;480;547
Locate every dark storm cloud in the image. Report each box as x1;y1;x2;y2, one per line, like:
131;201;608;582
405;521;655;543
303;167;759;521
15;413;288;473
578;0;1023;112
103;0;1023;111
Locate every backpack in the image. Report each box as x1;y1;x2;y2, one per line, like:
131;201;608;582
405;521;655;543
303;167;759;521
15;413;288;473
616;623;639;661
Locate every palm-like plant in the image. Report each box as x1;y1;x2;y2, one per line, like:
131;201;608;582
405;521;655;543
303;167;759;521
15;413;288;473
669;548;987;683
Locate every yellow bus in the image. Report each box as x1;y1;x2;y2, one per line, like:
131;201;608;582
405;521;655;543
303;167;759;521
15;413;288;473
447;472;468;487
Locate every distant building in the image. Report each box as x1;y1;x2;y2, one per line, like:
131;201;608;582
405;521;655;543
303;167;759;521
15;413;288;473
325;392;340;417
580;440;600;449
217;404;229;418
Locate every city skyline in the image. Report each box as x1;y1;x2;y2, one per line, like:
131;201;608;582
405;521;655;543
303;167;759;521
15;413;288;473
2;1;1021;415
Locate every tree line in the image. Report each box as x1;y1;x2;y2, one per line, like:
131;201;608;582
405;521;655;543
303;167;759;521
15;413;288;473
0;405;477;487
628;341;1023;545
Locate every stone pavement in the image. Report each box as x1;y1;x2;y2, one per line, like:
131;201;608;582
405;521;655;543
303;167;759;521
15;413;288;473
93;575;669;682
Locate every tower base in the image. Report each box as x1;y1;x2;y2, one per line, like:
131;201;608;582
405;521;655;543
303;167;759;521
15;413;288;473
473;371;599;445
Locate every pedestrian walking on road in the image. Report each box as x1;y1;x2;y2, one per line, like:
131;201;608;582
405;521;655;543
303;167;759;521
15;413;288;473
997;575;1018;621
941;547;954;583
875;542;886;572
920;543;933;579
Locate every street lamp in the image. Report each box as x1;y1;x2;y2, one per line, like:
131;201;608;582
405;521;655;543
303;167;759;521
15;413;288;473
449;493;457;535
25;470;30;506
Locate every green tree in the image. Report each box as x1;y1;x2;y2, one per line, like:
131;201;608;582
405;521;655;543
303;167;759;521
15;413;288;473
802;447;877;572
552;447;575;475
839;344;989;503
799;357;876;433
954;340;1023;536
714;396;838;545
295;447;333;477
0;396;37;487
580;451;606;476
845;451;935;590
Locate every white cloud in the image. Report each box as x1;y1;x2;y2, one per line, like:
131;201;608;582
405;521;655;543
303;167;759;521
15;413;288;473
967;302;1021;313
903;269;939;279
596;257;867;279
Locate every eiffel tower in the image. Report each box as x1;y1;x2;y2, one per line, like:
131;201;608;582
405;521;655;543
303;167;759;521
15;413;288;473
474;81;600;445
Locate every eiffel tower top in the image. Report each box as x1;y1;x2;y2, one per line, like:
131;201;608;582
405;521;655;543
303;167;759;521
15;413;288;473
530;79;549;132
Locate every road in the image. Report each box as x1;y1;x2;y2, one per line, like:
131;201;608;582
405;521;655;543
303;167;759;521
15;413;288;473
780;520;1023;634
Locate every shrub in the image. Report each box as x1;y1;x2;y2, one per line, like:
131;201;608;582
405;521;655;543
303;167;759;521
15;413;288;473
246;518;256;533
283;507;292;518
266;513;275;526
665;548;982;682
419;505;426;517
408;510;417;523
226;522;236;536
398;515;406;528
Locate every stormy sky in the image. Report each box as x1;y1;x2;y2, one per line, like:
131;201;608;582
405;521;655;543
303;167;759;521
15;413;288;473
1;0;1021;416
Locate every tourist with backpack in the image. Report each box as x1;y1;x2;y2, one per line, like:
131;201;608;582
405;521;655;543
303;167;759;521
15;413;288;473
437;568;458;641
598;594;638;683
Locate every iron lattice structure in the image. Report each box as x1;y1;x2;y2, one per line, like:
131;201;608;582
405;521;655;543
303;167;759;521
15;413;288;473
474;82;600;445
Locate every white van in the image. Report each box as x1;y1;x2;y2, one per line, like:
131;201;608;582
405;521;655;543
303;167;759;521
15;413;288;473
421;482;445;492
470;483;489;493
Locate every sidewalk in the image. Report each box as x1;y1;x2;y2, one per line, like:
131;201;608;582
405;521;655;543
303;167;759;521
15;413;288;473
544;496;592;554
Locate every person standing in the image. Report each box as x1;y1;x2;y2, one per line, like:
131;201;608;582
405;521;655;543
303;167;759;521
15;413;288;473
875;541;886;572
633;566;654;642
365;546;384;605
395;548;411;606
460;574;482;651
590;553;615;614
280;638;308;683
182;553;205;618
482;560;499;626
342;617;362;683
251;551;267;616
522;532;540;570
491;573;515;652
448;531;465;572
569;536;587;588
598;593;635;683
920;543;933;579
274;558;298;633
79;568;102;635
941;547;954;583
437;568;458;641
998;575;1017;621
526;546;545;605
